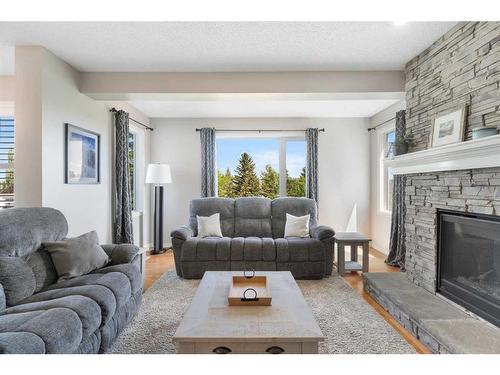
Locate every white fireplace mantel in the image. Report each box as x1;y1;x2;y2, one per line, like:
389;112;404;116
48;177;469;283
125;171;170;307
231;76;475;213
384;134;500;175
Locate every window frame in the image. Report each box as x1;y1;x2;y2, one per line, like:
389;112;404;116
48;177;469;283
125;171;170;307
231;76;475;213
215;133;306;198
376;122;396;215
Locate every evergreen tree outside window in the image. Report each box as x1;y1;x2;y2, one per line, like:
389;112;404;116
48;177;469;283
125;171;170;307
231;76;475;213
216;137;306;199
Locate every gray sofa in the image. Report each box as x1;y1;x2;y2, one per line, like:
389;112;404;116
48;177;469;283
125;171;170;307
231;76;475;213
171;197;335;279
0;207;142;354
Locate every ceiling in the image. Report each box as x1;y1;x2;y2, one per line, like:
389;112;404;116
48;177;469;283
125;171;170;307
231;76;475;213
0;22;457;75
127;98;401;118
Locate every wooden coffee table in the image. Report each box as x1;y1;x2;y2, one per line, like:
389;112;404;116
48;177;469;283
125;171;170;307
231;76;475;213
173;271;324;354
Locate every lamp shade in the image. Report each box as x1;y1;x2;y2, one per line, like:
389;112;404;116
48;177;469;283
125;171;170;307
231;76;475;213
145;163;172;184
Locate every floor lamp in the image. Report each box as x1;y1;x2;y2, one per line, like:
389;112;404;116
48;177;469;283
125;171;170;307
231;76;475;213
146;163;172;254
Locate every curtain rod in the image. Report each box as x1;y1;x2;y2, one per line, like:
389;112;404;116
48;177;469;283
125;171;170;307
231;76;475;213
109;108;154;131
367;116;396;132
195;128;325;133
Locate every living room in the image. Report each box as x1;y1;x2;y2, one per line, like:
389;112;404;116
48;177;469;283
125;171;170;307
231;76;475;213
1;0;499;372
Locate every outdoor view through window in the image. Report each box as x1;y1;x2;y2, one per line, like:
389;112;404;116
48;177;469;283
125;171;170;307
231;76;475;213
0;117;14;209
217;138;306;199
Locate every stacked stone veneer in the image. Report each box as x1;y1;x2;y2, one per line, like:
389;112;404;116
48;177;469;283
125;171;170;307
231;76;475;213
403;22;500;293
405;22;500;151
405;168;500;292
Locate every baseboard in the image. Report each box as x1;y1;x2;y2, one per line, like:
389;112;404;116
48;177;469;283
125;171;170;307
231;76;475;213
371;242;388;255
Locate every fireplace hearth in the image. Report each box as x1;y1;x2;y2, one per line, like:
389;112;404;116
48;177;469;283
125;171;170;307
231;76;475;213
437;209;500;327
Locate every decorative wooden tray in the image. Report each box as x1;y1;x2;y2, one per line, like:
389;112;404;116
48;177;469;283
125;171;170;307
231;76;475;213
228;274;272;306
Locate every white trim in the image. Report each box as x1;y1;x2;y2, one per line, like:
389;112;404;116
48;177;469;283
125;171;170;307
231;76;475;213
385;134;500;175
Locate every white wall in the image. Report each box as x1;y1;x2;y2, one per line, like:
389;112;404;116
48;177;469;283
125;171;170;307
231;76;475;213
150;117;370;244
0;76;15;101
40;49;114;242
14;46;151;244
368;100;405;254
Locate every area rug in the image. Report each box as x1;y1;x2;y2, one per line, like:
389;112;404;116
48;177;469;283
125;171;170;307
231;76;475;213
107;270;416;354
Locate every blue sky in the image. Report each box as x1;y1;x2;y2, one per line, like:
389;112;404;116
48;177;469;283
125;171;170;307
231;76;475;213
217;138;306;177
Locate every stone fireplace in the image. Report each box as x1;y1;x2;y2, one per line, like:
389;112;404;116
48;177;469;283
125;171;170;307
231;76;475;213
404;167;500;295
437;209;500;327
364;22;500;353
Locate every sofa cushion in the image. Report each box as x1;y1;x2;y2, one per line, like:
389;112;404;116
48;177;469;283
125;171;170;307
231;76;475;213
0;257;36;306
19;285;117;326
271;197;318;238
189;198;235;237
92;263;142;294
0;207;68;258
275;238;325;262
43;231;110;281
5;295;101;337
25;248;58;292
230;237;276;261
181;237;231;262
234;197;273;237
0;308;82;354
44;272;131;310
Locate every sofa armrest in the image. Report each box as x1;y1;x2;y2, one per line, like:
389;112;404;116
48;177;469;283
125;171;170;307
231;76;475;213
311;225;335;241
0;283;5;313
101;243;140;266
170;225;194;241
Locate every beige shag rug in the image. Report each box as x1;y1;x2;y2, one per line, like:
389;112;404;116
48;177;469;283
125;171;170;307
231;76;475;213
108;270;415;354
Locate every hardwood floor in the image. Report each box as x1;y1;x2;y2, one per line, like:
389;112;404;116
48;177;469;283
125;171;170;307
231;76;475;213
144;247;430;354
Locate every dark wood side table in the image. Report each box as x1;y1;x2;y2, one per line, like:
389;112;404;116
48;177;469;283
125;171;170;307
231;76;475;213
334;232;371;275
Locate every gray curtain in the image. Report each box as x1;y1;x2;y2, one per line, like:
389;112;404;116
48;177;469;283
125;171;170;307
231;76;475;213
305;128;319;203
200;128;217;197
386;110;407;269
113;110;134;244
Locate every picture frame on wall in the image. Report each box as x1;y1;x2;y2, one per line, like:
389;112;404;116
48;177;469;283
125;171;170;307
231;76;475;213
430;106;466;148
65;123;100;184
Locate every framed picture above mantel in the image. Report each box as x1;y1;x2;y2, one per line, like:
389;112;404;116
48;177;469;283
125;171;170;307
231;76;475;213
430;106;466;148
65;123;100;184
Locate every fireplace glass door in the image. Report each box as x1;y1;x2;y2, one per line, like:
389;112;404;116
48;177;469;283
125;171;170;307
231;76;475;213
438;210;500;327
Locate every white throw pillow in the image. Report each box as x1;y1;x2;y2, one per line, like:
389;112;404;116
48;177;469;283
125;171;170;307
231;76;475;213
284;213;310;238
197;213;223;238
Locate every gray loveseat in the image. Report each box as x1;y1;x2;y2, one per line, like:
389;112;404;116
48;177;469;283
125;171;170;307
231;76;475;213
0;207;142;354
171;197;335;279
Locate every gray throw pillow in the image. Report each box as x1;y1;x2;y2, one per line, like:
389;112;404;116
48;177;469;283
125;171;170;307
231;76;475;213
0;256;36;306
43;231;110;281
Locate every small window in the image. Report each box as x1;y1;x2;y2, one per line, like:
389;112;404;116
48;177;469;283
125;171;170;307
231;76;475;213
377;126;395;213
0;117;15;209
385;131;395;159
128;132;136;210
384;131;395;211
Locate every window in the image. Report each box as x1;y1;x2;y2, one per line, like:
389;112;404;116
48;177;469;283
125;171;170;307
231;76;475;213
0;117;14;209
377;126;395;213
385;131;395;212
128;132;136;210
216;137;306;199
